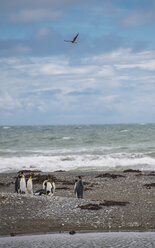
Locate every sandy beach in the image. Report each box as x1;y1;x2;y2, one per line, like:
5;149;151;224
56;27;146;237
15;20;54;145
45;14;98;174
0;170;155;236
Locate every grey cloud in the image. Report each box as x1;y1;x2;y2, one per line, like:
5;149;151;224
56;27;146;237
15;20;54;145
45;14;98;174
0;27;66;57
10;9;64;24
131;40;148;52
121;10;155;28
0;28;125;58
0;40;31;57
0;0;95;24
0;27;94;58
0;0;83;10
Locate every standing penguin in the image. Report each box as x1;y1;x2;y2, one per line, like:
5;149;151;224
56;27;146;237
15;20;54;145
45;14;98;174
74;179;78;198
19;173;27;194
27;175;33;195
76;176;83;198
51;181;56;195
15;172;21;193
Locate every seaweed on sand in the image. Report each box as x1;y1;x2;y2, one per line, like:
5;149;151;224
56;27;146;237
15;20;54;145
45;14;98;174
99;200;130;207
136;172;155;177
143;183;155;189
78;200;130;210
123;169;141;173
78;203;102;210
95;173;126;179
56;187;70;190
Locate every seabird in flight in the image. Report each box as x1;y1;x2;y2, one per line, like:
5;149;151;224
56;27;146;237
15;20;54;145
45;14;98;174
64;33;79;43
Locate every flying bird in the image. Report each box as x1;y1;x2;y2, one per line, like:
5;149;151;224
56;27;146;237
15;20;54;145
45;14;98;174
64;33;79;43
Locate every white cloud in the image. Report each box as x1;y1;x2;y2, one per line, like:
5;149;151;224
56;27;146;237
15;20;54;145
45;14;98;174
91;49;155;64
40;63;97;75
97;94;119;104
0;47;155;124
115;60;155;71
97;65;115;76
0;91;22;110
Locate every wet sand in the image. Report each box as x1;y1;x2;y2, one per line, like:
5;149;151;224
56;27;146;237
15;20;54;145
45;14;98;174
0;232;155;248
0;170;155;236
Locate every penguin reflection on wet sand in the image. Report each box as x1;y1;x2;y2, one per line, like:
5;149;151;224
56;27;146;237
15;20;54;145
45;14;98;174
75;176;83;198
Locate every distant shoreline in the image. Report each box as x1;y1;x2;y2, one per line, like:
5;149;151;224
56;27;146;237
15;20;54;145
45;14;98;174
0;170;155;236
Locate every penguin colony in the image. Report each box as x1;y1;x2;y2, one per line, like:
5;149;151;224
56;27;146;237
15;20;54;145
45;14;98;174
15;172;56;196
15;172;83;198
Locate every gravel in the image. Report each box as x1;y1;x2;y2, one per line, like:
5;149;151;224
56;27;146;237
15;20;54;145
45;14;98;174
0;171;155;236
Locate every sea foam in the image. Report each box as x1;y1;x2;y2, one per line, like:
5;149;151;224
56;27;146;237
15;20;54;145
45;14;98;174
0;152;155;173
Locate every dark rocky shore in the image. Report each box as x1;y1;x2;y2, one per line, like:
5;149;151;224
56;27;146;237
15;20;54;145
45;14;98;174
0;170;155;236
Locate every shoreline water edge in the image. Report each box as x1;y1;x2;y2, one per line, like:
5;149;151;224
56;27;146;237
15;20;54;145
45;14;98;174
0;170;155;236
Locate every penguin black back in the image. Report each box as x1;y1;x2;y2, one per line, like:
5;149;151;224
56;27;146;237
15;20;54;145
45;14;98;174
15;173;21;193
76;176;83;198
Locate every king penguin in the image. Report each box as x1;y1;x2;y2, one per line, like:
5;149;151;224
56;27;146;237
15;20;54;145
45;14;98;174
19;173;27;194
27;175;33;195
76;176;83;198
15;172;21;193
34;189;48;196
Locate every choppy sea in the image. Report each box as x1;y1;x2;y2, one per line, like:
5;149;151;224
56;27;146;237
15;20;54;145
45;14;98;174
0;124;155;173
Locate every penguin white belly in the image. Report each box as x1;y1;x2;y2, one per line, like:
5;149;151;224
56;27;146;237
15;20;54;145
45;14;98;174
20;178;27;193
43;180;47;189
46;182;52;195
74;182;78;198
27;179;33;194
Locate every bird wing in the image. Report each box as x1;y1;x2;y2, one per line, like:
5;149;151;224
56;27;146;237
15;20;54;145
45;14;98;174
64;40;71;42
73;33;79;42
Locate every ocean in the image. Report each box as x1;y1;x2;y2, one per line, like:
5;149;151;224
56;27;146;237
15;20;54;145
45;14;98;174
0;124;155;173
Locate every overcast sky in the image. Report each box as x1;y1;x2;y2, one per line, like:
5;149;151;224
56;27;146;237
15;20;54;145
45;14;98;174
0;0;155;125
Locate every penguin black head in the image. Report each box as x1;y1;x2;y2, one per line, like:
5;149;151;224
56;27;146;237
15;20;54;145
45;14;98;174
78;176;82;179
